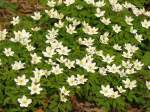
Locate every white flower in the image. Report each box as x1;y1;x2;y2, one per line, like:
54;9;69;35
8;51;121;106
109;0;118;5
48;40;62;49
148;66;150;70
111;91;120;98
47;0;56;7
122;51;133;59
95;0;105;7
96;50;104;57
76;5;83;10
86;46;96;55
30;53;42;64
11;29;31;45
66;24;77;34
125;16;133;25
124;43;138;53
78;37;94;46
28;83;43;95
112;3;123;12
100;85;113;98
45;9;64;19
66;16;75;22
76;74;88;85
133;59;144;70
57;0;62;5
113;44;122;51
10;16;20;26
144;11;150;17
31;12;42;20
51;40;63;49
135;34;143;43
42;70;51;78
42;46;56;58
33;68;46;78
125;68;136;75
51;64;63;75
64;0;75;6
46;28;59;40
112;24;121;33
31;27;41;31
67;75;78;86
95;8;105;17
85;62;97;73
67;74;87;86
64;59;75;69
26;44;35;52
122;60;133;69
100;17;111;25
82;22;98;35
107;64;121;74
117;86;126;93
57;0;63;5
99;32;109;44
118;69;127;77
18;95;32;107
60;86;70;96
146;81;150;90
139;8;146;15
72;19;81;26
11;61;25;70
14;75;29;86
30;76;41;84
76;55;98;73
100;85;120;98
3;48;14;57
123;1;134;9
99;67;107;76
54;20;64;28
132;8;143;16
0;29;8;41
102;54;114;64
122;78;137;90
56;46;71;56
130;27;137;34
57;56;67;63
60;94;68;102
84;0;95;5
141;19;150;29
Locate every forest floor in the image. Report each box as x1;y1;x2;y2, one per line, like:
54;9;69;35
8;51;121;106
0;0;149;112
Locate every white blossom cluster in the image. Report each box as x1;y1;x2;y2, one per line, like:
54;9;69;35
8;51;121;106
0;0;150;108
67;74;88;86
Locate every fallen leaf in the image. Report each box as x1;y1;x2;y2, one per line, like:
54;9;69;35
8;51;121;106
35;108;44;112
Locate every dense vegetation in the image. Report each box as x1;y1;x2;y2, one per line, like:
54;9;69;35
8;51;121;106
0;0;150;111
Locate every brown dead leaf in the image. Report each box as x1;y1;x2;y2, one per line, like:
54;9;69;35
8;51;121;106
127;108;143;112
18;1;33;13
18;0;43;13
6;0;18;3
70;96;104;112
0;9;12;18
0;9;12;28
71;96;80;111
0;108;4;112
34;108;44;112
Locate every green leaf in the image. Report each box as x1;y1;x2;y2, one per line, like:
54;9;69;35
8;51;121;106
142;52;150;65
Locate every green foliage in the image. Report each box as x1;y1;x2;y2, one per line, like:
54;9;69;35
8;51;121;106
0;0;150;112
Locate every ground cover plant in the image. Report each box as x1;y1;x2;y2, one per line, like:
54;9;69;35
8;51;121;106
0;0;150;111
